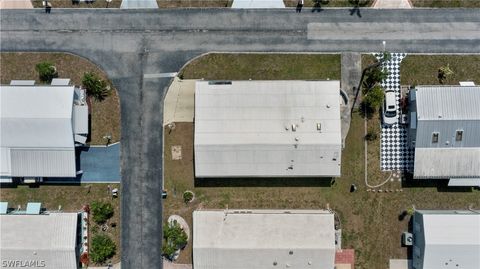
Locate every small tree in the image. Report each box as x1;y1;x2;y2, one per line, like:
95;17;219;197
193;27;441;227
162;221;188;260
91;201;114;224
363;85;384;111
82;72;111;101
35;61;58;83
363;66;388;90
90;234;116;264
365;129;378;141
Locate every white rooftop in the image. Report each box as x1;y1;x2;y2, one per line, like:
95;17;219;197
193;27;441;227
0;213;79;269
415;210;480;269
193;209;335;269
194;80;342;178
0;84;83;178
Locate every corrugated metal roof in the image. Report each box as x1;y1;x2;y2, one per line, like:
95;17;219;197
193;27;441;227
194;80;341;177
415;86;480;120
415;210;480;269
0;213;78;269
413;148;480;179
0;85;82;178
193;210;335;269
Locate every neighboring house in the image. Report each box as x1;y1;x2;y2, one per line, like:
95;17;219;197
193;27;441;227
408;86;480;186
412;210;480;269
0;79;88;183
193;209;336;269
0;204;80;269
194;80;342;178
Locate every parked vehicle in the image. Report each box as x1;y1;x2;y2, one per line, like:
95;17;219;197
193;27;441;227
382;90;398;125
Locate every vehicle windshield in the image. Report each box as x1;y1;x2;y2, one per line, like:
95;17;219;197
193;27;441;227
385;110;396;117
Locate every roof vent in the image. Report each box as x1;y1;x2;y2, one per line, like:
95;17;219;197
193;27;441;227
292;124;297;132
326;104;331;108
295;137;299;142
317;123;322;132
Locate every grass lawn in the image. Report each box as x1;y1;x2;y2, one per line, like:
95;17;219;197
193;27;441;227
180;53;341;80
284;0;372;7
411;0;480;7
31;0;121;8
164;53;480;268
401;55;480;86
0;183;122;265
0;52;121;145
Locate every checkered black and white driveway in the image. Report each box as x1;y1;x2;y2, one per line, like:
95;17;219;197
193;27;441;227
376;53;414;171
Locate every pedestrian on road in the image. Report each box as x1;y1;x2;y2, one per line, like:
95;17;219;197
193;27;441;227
296;0;304;13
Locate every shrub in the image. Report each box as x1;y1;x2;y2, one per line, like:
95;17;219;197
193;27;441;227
35;62;58;83
363;85;385;111
90;234;116;264
365;129;378;141
363;66;388;91
183;191;194;203
438;64;454;84
162;221;188;260
91;201;114;224
82;72;111;101
406;206;416;216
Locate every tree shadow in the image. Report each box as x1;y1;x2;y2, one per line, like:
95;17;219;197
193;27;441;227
348;0;369;18
195;177;334;188
401;176;473;192
311;0;329;12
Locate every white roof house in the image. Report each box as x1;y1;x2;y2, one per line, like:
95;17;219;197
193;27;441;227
193;209;335;269
194;80;341;178
412;210;480;269
0;213;79;269
0;81;88;181
408;86;480;185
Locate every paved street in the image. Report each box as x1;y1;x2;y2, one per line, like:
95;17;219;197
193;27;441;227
1;8;479;269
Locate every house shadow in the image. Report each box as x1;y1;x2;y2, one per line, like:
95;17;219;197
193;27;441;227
401;176;473;193
195;177;334;188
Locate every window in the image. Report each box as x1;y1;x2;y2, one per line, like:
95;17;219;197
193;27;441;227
456;130;463;141
432;132;439;143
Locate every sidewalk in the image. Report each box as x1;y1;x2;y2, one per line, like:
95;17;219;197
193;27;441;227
373;0;412;8
120;0;158;8
0;0;33;9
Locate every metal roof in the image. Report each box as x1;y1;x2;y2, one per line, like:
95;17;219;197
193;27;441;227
0;213;79;269
194;80;341;177
413;148;480;179
193;209;335;269
0;85;80;178
415;86;480;120
414;210;480;269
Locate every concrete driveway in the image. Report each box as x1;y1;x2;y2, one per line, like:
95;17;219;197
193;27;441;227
2;8;479;269
0;0;32;9
163;77;195;126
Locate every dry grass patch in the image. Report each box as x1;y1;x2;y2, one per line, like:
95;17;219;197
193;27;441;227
158;0;230;7
180;53;340;80
401;55;480;86
411;0;480;7
0;184;122;264
284;0;372;7
0;52;121;145
31;0;121;8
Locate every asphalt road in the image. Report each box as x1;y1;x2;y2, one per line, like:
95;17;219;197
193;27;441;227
1;8;479;269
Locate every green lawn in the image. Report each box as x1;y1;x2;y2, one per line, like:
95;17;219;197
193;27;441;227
0;184;122;265
164;53;480;268
0;53;121;145
411;0;480;7
401;55;480;86
180;53;341;80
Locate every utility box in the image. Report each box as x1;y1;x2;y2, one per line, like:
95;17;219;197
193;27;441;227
402;232;413;246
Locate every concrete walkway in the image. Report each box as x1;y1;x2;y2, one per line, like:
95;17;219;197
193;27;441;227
232;0;285;8
373;0;411;8
340;52;362;145
163;77;196;126
120;0;158;9
0;0;32;9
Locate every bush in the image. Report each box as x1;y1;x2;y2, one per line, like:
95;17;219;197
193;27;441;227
365;129;378;141
363;85;385;111
90;234;116;264
82;72;111;101
363;66;388;90
183;191;194;203
91;201;114;224
162;221;188;260
438;64;454;84
35;62;58;83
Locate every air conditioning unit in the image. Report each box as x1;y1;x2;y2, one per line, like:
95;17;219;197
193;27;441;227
402;232;413;246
